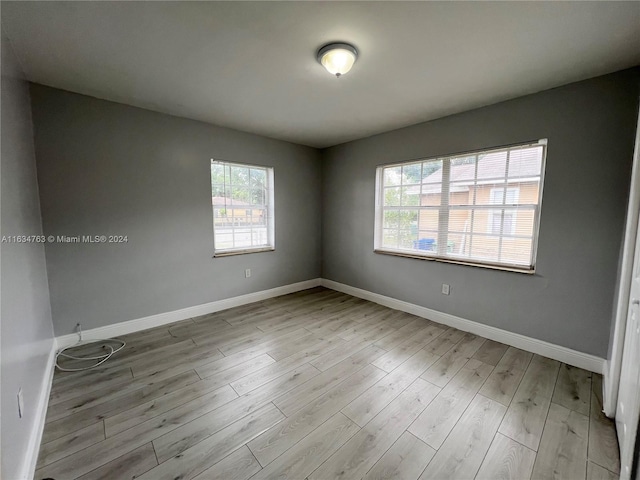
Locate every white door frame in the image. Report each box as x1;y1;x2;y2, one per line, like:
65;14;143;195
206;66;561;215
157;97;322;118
605;101;640;417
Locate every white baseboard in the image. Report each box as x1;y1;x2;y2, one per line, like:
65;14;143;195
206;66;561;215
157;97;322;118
56;278;322;348
602;360;615;418
55;276;605;374
321;279;606;374
21;337;57;480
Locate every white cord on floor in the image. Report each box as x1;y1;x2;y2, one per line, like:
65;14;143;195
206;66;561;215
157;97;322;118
55;324;126;372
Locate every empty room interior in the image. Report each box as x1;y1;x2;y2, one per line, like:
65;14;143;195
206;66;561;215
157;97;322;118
3;2;640;480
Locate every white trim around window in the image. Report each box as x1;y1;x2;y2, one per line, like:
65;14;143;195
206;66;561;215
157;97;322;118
211;160;275;256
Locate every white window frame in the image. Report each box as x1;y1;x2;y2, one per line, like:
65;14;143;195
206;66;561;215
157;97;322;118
211;160;275;257
374;140;547;273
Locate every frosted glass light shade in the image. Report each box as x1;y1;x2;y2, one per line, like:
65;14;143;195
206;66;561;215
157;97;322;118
317;43;358;77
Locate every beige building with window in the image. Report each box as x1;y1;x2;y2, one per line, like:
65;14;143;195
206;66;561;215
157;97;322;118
416;148;543;266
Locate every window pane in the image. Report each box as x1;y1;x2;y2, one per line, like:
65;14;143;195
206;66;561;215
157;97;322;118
384;187;402;206
230;166;250;185
487;187;520;206
507;181;540;205
491;211;505;235
384;210;419;250
229;187;250;205
401;186;420;206
253;208;267;226
415;235;437;252
383;228;399;248
393;210;418;230
490;188;504;204
418;209;439;231
508;146;543;178
250;168;266;188
448;208;473;234
384;210;400;229
384;166;402;186
505;189;519;204
211;163;224;180
421;159;443;183
212;185;225;198
401;163;422;185
513;208;536;236
399;229;419;249
250;188;265;206
214;232;233;249
449;188;471;206
492;210;516;236
477;150;507;181
232;227;252;248
500;237;533;266
421;189;441;206
466;234;501;263
467;182;505;206
251;227;268;246
449;155;478;184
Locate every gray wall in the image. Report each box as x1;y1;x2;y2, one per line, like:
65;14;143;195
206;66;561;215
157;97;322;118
321;69;639;358
30;86;322;336
1;32;55;480
23;68;640;356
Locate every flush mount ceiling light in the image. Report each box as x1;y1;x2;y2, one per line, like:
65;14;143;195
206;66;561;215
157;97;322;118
316;42;358;77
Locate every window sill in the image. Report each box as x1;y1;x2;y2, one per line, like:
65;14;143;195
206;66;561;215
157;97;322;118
374;249;535;274
213;247;275;258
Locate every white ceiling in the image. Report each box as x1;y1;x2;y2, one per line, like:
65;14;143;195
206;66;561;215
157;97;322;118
2;1;639;148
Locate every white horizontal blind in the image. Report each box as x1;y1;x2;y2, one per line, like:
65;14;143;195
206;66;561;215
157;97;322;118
375;140;547;271
211;160;275;255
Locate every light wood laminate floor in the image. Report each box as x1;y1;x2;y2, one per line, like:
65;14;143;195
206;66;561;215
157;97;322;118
36;287;620;480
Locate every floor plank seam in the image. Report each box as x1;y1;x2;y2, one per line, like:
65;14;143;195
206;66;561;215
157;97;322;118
428;390;484;453
586;384;595;480
151;441;160;465
473;420;502;480
533;392;555;456
271;401;286;418
589;459;620;477
504;351;534;409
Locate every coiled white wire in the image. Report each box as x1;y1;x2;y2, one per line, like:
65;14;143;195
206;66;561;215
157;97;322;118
55;324;126;372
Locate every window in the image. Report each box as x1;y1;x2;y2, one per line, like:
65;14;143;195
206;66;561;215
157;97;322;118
374;140;547;272
211;160;274;256
488;187;519;235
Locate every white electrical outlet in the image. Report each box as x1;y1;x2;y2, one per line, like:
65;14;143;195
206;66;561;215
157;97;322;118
245;269;251;278
17;388;24;418
442;284;450;295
